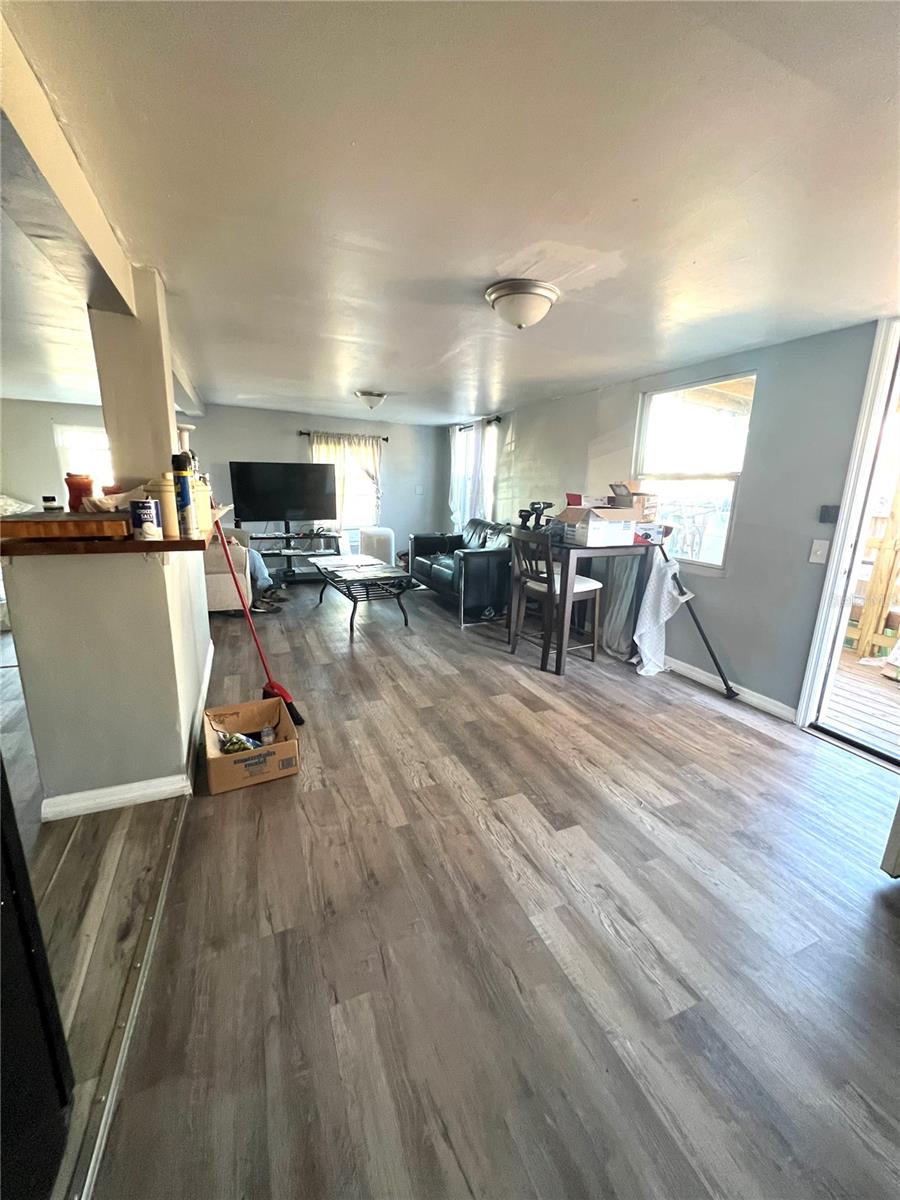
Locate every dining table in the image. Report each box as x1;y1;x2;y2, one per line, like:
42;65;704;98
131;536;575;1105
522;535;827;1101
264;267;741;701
508;540;656;676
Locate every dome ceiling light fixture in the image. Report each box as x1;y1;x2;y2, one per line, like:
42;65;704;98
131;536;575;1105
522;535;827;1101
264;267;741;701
484;278;561;330
355;389;387;410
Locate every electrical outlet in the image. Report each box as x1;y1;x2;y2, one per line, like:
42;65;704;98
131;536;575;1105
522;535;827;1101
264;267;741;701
809;539;830;564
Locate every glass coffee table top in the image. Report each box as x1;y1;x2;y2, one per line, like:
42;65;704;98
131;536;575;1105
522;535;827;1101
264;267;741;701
309;554;408;581
310;554;415;633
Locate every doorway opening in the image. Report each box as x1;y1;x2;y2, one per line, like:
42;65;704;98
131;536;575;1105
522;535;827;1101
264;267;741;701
799;321;899;765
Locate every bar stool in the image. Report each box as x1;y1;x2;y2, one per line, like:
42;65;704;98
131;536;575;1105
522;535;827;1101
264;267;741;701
508;527;603;671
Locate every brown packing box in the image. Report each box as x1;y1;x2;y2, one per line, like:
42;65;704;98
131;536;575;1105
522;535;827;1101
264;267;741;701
556;506;637;547
204;697;300;794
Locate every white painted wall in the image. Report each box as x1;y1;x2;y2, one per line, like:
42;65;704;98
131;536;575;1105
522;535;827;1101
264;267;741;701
3;554;195;801
1;398;215;815
164;551;212;756
496;322;878;710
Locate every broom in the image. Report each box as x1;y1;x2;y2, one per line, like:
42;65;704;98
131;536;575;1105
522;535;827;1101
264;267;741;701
213;518;305;725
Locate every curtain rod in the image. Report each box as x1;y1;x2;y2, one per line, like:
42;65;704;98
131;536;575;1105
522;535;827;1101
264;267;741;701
298;429;389;443
457;416;502;431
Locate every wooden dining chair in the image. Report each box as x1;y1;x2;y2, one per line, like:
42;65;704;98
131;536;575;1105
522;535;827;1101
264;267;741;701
508;527;603;671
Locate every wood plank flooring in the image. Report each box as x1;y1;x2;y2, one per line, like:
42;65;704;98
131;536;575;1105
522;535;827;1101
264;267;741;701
819;649;900;762
3;627;186;1197
35;797;182;1200
94;587;900;1199
1;629;43;857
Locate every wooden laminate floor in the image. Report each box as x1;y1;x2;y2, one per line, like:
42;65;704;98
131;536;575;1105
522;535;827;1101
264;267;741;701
819;650;900;763
1;629;42;857
36;796;182;1200
2;629;183;1199
95;588;900;1200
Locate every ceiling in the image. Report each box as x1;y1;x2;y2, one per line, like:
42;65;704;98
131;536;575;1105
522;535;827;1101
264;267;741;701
2;1;898;425
0;210;100;406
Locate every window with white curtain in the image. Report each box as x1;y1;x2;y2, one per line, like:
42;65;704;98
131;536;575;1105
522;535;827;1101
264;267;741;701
310;432;383;532
53;424;114;494
448;419;500;531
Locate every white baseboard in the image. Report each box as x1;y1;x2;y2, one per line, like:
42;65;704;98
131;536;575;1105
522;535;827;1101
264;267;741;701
40;641;214;824
664;656;797;723
41;774;192;822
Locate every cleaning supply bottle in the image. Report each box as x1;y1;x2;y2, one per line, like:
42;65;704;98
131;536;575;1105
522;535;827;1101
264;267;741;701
146;472;179;539
171;452;199;537
177;424;200;476
193;474;213;533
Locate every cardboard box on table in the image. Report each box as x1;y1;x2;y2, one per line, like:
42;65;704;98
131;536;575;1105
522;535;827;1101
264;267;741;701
608;481;658;522
557;506;637;548
204;697;299;794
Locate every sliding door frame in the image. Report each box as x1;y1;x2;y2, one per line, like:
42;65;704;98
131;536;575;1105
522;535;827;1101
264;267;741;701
796;317;900;729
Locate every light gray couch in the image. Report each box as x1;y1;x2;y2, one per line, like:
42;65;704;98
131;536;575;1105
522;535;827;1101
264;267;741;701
204;526;252;612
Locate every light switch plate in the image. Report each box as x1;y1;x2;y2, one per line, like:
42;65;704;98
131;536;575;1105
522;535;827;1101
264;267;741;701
415;484;424;496
809;538;830;564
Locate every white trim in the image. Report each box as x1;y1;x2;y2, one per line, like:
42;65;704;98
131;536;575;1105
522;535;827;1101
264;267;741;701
186;637;214;778
881;801;900;878
665;656;797;722
39;640;211;822
80;796;189;1200
41;774;191;821
796;318;900;727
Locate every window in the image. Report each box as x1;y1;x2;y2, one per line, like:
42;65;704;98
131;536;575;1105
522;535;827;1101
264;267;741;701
309;432;382;534
53;425;114;494
449;419;499;531
635;374;756;568
339;453;379;529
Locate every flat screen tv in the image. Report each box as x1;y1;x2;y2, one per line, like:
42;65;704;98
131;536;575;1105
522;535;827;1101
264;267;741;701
229;461;337;523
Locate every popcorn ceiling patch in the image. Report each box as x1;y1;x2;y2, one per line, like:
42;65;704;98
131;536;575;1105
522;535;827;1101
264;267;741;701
496;241;626;292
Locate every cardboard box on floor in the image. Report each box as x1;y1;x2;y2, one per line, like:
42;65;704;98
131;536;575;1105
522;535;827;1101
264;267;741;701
204;697;300;794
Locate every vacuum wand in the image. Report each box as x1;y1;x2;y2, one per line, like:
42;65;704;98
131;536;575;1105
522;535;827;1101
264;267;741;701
657;544;739;701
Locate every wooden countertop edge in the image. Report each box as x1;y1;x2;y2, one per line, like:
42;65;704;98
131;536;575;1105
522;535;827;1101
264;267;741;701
1;529;215;557
0;506;232;557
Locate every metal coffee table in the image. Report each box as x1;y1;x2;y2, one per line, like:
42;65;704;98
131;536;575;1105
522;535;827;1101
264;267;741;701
310;554;416;633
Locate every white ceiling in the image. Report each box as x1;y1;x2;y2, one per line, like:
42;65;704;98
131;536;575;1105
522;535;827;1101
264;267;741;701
2;1;898;425
0;210;100;406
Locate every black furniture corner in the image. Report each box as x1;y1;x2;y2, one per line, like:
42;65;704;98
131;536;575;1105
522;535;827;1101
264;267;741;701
409;519;511;628
1;759;74;1200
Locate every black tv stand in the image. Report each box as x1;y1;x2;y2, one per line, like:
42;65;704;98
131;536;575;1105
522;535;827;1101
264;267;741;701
235;520;342;584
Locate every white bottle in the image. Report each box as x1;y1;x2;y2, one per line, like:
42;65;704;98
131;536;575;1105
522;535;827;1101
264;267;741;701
146;473;179;539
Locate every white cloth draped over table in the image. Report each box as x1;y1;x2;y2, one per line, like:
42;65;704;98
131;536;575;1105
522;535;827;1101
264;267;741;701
633;550;693;675
310;431;383;529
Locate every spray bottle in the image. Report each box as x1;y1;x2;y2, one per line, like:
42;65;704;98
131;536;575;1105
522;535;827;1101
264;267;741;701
171;450;199;537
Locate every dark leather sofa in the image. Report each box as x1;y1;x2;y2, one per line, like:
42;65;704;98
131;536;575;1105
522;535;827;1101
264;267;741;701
409;519;511;627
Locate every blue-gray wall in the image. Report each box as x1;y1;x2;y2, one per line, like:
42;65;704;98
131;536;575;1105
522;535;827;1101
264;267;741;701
0;398;449;550
496;322;877;709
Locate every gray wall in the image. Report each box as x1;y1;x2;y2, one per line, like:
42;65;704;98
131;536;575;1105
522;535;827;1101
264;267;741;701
189;406;449;547
0;398;450;547
496;323;877;709
0;397;106;505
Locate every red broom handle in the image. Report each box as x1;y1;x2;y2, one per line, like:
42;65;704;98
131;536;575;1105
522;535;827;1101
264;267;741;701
212;518;275;688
